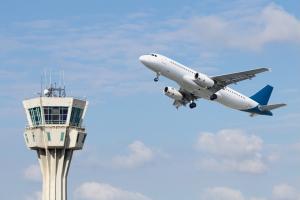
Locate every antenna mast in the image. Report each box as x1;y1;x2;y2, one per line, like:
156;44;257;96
42;70;66;97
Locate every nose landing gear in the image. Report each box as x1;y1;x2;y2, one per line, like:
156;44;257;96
189;102;197;109
154;72;160;82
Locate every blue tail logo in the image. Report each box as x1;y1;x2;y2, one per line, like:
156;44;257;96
250;85;273;105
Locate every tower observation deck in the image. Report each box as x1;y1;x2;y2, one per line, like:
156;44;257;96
23;85;88;200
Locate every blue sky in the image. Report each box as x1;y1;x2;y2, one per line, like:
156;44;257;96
0;0;300;200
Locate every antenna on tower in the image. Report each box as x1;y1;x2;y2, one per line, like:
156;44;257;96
43;69;47;90
62;70;65;86
62;70;66;97
41;69;66;98
40;74;43;97
50;70;52;88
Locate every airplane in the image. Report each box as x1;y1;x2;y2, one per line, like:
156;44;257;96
139;53;286;116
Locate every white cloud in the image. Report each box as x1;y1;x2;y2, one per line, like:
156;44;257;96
160;3;300;51
112;141;154;169
250;198;267;200
25;191;42;200
256;4;300;46
272;184;300;200
199;157;267;174
200;184;300;200
196;129;268;174
74;182;151;200
196;129;263;158
267;153;280;162
23;164;41;182
201;187;246;200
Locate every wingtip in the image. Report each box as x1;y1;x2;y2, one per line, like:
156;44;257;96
263;67;271;72
277;103;287;107
259;67;271;72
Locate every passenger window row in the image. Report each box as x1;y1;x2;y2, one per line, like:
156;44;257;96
170;60;195;75
225;88;245;99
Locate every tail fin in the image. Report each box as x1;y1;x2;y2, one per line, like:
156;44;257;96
250;85;273;105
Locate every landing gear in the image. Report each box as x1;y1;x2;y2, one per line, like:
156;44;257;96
154;72;160;82
189;102;197;109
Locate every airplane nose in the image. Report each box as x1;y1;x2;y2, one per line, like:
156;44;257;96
139;55;147;64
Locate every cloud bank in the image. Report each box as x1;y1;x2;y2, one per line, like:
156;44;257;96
196;129;268;174
75;182;151;200
201;184;300;200
112;141;155;169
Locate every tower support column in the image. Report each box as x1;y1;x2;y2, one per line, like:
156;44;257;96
38;149;73;200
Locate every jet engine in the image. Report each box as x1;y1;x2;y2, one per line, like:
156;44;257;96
210;92;222;101
164;87;183;101
194;73;215;88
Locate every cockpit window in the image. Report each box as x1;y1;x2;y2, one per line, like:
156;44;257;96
151;54;157;57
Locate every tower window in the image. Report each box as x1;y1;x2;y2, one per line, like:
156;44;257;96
32;132;35;142
25;134;29;143
29;107;42;126
47;132;51;141
76;134;80;143
43;106;68;124
60;132;65;141
82;134;87;144
70;107;83;127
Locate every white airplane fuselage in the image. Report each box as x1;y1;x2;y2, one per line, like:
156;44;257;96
139;54;259;111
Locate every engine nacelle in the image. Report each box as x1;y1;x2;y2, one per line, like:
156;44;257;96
164;87;183;101
194;72;215;88
210;92;222;101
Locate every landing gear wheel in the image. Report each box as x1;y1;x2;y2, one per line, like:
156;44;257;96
189;102;197;109
154;72;160;82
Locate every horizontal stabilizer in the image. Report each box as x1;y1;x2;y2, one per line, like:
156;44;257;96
260;103;287;111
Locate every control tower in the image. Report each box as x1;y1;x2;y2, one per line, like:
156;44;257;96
23;84;88;200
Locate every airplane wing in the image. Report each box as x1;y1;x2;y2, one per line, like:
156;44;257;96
209;68;270;93
173;88;198;108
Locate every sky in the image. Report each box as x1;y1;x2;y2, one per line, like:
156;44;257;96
0;0;300;200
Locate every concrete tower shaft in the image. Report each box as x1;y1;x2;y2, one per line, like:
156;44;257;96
23;96;88;200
